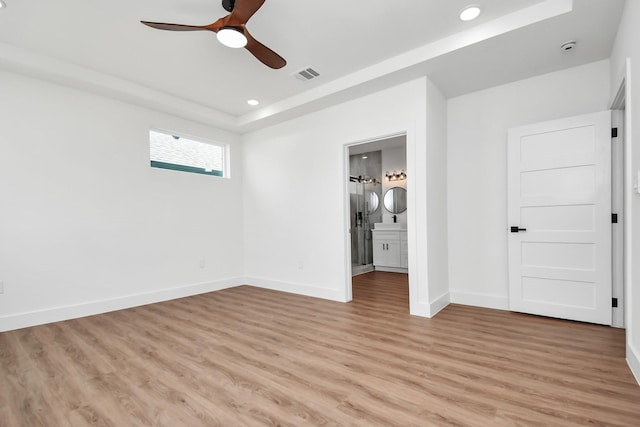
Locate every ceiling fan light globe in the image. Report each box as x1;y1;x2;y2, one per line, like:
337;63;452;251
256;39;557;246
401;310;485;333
217;27;248;48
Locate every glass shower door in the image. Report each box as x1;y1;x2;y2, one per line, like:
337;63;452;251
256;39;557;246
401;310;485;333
350;180;366;266
350;179;378;269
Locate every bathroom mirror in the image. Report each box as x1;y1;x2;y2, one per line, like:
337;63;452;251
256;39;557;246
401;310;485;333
366;190;380;214
383;187;407;214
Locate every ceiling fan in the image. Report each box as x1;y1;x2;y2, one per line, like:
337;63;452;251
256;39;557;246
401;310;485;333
141;0;286;69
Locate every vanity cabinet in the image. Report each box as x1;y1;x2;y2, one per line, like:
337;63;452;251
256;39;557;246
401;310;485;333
372;230;408;273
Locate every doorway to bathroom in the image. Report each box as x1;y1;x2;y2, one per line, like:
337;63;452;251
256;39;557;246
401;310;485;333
347;134;409;310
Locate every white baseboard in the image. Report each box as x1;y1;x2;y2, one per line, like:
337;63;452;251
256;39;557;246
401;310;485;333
410;300;431;318
352;264;374;276
410;293;450;318
450;290;509;311
244;277;347;302
430;292;450;317
0;277;243;332
628;343;640;386
374;266;409;274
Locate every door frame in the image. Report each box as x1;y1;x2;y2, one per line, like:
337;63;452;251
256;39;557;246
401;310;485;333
610;63;629;329
343;132;412;307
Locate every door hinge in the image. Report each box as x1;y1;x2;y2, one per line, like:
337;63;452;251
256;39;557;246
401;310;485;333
612;298;618;308
612;213;618;224
612;128;618;138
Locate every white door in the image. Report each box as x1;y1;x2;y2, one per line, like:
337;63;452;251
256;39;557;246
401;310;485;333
508;111;612;325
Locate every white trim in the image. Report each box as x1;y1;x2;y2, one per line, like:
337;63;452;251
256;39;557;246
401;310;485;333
430;292;450;316
343;131;418;313
343;144;354;302
450;291;510;311
610;61;629;329
611;101;625;329
610;62;628;109
410;301;432;318
236;0;573;130
344;133;407;150
405;119;429;318
628;343;640;386
148;128;229;179
0;277;243;332
374;266;409;274
617;58;636;369
0;42;236;132
352;264;375;276
245;277;347;302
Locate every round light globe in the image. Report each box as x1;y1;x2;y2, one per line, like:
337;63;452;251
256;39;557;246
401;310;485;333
217;27;247;49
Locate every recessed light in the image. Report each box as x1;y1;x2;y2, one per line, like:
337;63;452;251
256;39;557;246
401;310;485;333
362;156;368;159
247;99;259;106
460;5;481;21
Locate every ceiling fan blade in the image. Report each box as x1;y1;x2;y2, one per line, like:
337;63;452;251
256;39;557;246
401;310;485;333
141;21;209;32
244;29;286;69
142;17;226;33
227;0;266;26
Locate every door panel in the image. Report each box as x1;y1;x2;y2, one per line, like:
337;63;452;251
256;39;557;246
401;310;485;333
521;277;596;308
520;126;595;169
521;242;595;270
520;166;595;197
520;205;595;231
508;111;611;325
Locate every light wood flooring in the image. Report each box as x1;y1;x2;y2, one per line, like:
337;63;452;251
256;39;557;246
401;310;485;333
1;271;639;426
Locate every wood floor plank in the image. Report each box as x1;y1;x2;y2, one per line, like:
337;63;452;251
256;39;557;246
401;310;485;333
1;271;639;426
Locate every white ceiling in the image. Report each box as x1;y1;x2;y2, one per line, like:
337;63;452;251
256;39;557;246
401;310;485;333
0;0;625;132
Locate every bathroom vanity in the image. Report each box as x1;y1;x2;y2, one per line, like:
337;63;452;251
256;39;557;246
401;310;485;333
372;224;408;273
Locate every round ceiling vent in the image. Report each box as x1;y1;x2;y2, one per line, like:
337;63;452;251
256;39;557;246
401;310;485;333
561;41;577;52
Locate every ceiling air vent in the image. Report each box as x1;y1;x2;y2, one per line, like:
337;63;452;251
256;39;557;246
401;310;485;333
293;67;320;82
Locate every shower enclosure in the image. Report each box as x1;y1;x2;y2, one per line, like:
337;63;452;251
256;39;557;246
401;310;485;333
349;151;382;275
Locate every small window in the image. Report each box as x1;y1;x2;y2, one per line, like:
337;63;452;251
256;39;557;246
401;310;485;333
149;130;226;177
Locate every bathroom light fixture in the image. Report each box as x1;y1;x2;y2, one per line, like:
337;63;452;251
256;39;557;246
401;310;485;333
385;170;407;181
353;176;379;184
216;27;248;48
0;1;6;8
460;5;481;21
247;99;259;106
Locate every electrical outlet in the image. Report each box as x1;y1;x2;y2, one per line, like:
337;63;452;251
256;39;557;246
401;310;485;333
0;280;4;294
199;259;206;269
297;261;304;270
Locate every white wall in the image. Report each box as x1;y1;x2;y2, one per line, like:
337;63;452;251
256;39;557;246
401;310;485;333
610;0;640;384
447;60;611;310
0;70;244;331
242;77;446;316
425;79;449;314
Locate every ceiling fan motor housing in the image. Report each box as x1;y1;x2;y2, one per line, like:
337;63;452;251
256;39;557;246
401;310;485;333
222;0;235;13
